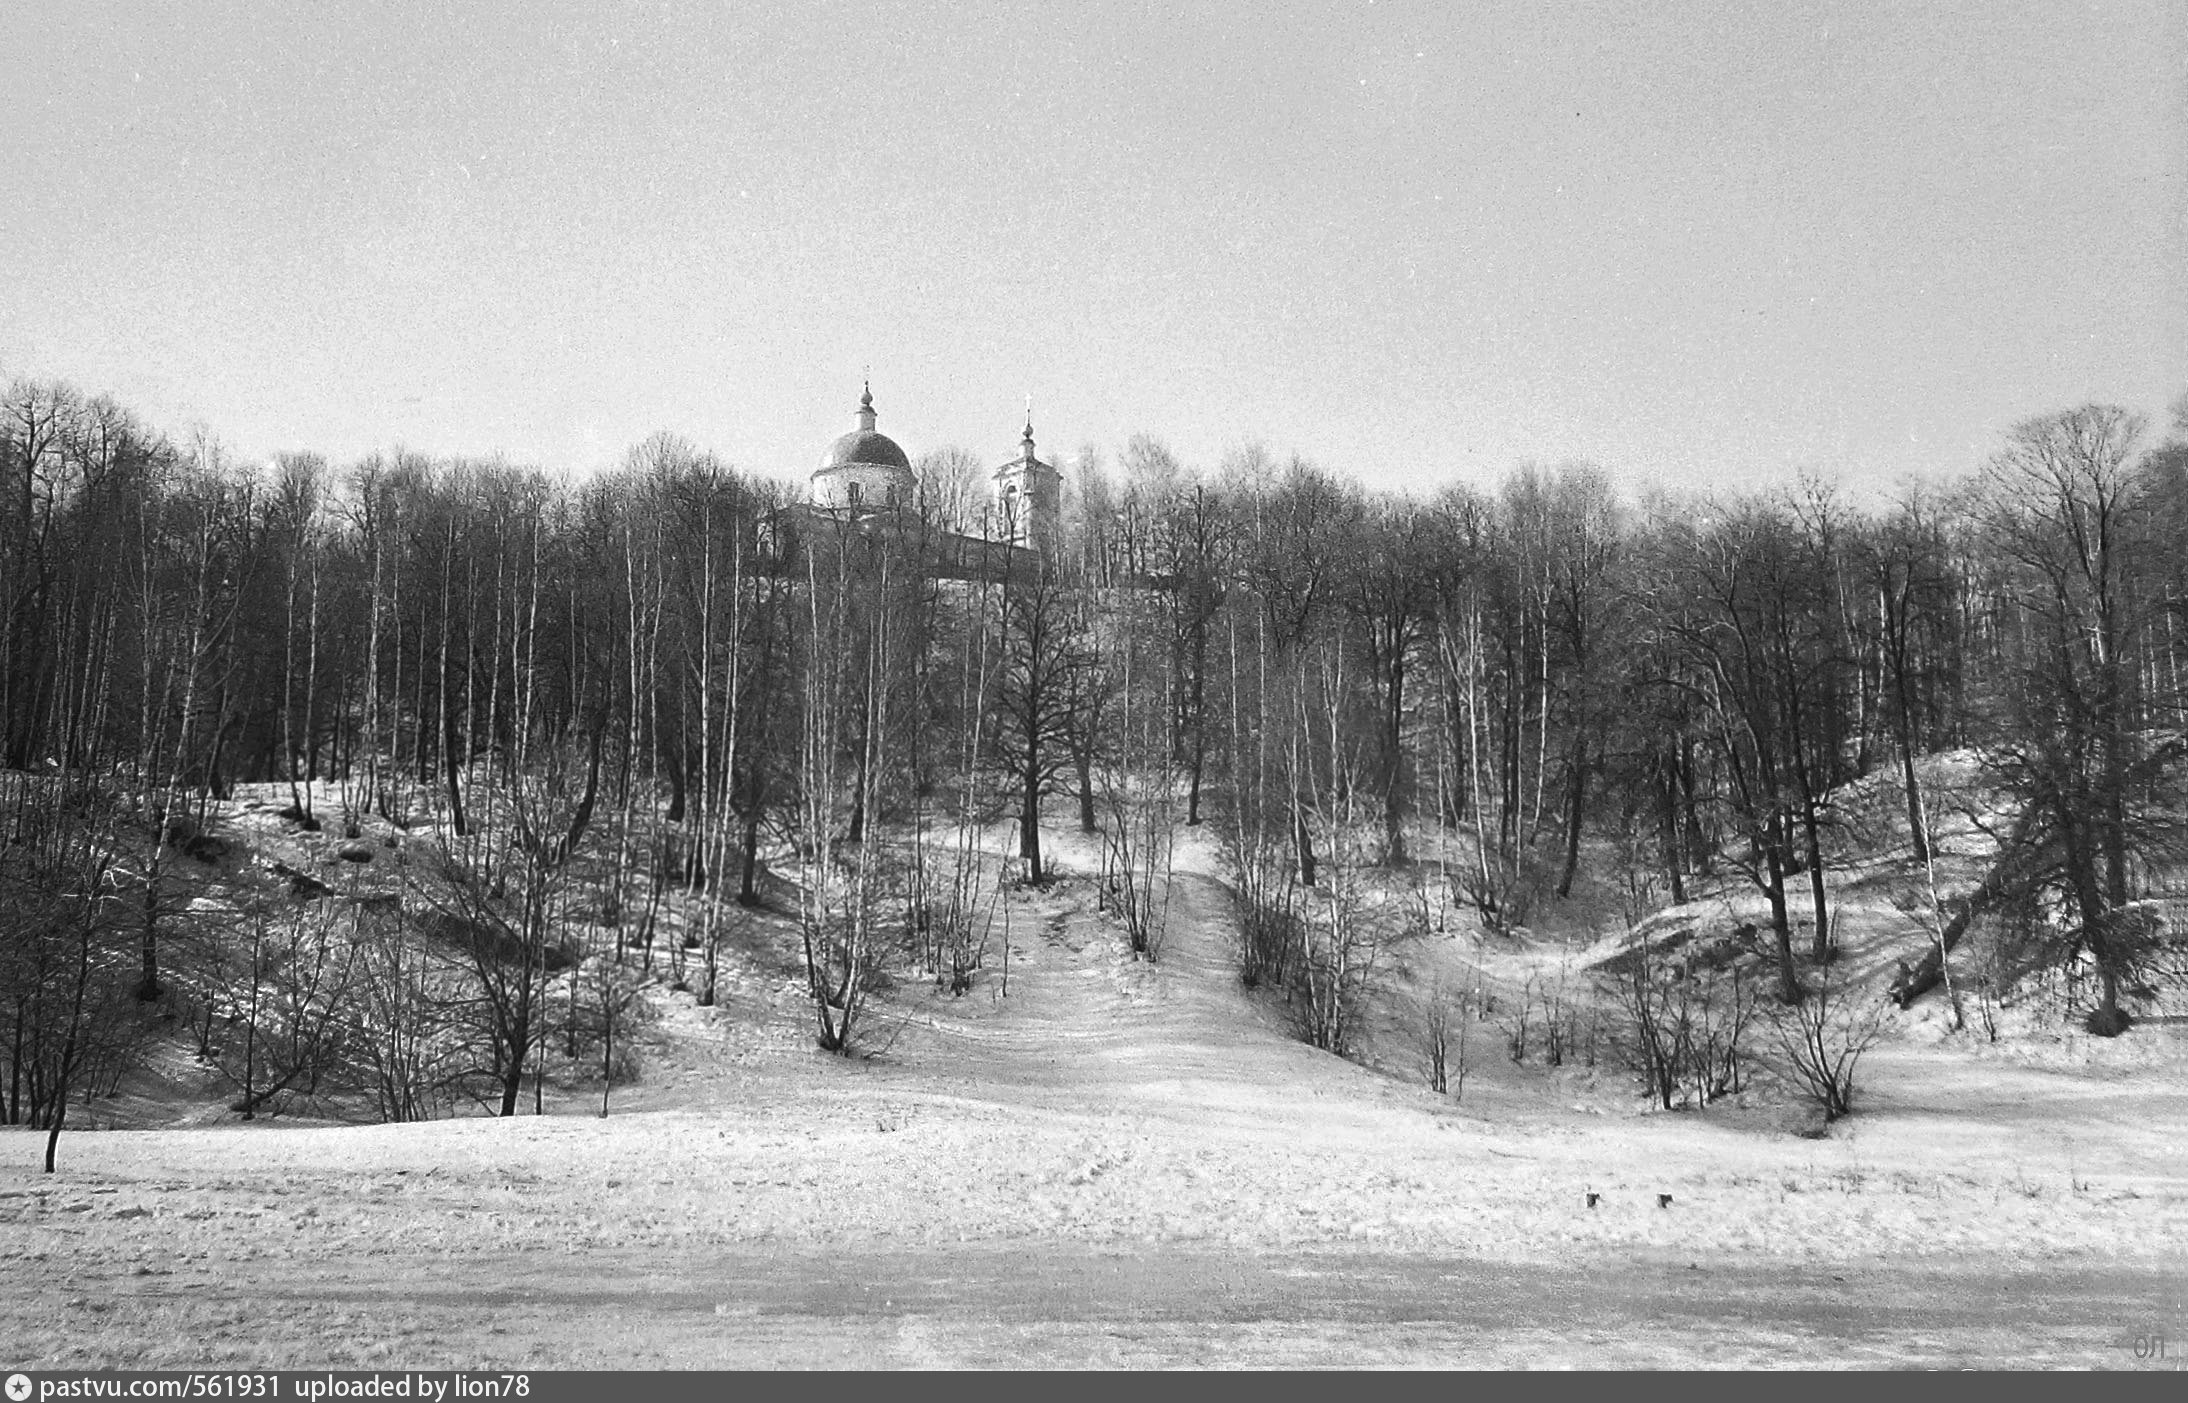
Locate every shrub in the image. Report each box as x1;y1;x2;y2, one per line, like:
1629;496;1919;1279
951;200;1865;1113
1770;961;1886;1123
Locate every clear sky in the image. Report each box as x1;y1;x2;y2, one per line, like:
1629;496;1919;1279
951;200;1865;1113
5;0;2183;501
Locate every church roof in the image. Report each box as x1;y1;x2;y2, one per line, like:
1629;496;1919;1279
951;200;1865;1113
817;383;911;474
820;429;911;472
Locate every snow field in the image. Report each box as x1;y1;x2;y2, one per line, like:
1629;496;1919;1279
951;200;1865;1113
4;775;2186;1366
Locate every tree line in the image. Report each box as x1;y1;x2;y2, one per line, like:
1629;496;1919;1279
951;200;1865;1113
4;377;2185;1159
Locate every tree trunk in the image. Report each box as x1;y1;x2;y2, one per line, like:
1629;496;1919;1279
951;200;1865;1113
1678;738;1709;874
1894;813;2045;1008
1383;655;1408;866
1185;629;1208;826
1020;750;1043;884
2063;817;2127;1035
1766;839;1799;1003
1657;748;1686;906
847;739;867;845
42;1098;65;1174
443;677;468;836
1803;800;1830;962
738;809;763;907
1556;733;1586;899
1890;657;1929;862
500;1016;527;1117
1898;738;1928;863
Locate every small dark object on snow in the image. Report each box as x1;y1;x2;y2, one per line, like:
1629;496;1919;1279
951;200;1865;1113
338;844;374;863
272;861;332;900
1586;1192;1600;1209
164;819;230;864
1658;1194;1673;1209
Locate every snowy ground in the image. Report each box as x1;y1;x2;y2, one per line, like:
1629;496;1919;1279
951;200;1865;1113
4;808;2187;1368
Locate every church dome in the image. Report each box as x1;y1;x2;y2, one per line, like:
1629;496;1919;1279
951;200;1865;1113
821;428;911;472
817;384;909;472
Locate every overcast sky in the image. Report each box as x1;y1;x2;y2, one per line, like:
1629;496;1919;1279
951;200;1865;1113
5;0;2183;500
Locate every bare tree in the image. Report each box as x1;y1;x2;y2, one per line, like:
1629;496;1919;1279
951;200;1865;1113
346;897;456;1123
990;561;1092;885
1338;495;1434;866
424;712;602;1115
0;779;140;1172
1615;924;1761;1111
914;446;987;537
1973;405;2182;1034
1418;973;1469;1097
1096;588;1177;960
1769;955;1885;1123
1287;630;1406;1054
215;897;355;1119
790;532;898;1053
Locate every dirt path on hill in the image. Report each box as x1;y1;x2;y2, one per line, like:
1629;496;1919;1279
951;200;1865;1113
878;858;1334;1103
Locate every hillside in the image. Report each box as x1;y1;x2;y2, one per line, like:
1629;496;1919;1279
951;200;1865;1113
4;778;2187;1369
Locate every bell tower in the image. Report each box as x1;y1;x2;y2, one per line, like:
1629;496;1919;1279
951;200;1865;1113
992;409;1061;556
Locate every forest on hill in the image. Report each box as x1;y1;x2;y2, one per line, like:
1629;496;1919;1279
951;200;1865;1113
4;377;2186;1161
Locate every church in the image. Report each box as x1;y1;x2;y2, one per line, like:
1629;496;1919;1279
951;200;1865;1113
805;383;1062;575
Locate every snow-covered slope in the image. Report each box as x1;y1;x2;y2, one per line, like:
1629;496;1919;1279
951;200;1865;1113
4;797;2185;1368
